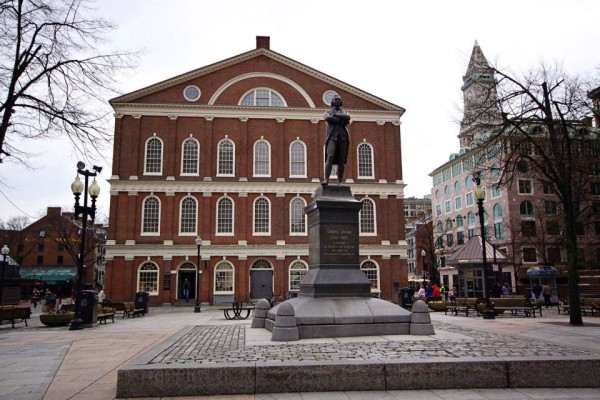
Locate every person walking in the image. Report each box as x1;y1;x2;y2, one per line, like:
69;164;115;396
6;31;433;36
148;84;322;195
501;282;511;296
183;278;191;302
31;288;41;308
542;282;552;308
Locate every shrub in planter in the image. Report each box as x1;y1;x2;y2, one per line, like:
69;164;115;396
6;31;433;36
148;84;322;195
39;311;74;327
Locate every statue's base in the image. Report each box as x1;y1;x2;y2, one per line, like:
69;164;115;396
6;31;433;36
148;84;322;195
265;296;412;340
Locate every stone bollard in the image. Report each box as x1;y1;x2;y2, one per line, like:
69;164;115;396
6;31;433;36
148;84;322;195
271;302;299;341
251;298;271;328
409;299;435;335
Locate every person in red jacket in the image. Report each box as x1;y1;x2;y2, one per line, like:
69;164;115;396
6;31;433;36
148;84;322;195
432;283;441;298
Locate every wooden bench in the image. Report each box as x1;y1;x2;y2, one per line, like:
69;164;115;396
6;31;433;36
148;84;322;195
484;297;542;317
0;306;31;328
96;304;115;324
219;302;255;320
123;302;145;318
581;298;600;316
445;298;478;317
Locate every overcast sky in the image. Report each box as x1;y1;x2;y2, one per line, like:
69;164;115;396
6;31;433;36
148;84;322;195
1;0;599;225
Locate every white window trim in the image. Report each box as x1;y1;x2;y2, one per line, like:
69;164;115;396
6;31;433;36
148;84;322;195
518;179;534;195
359;197;377;236
465;191;474;206
238;87;288;107
357;142;375;179
183;85;201;102
289;197;307;236
360;260;380;293
217;138;235;177
141;195;161;236
253;197;271;236
521;247;538;264
178;196;198;236
137;262;159;295
253;139;271;177
444;200;452;214
454;196;462;211
144;136;163;176
289;140;307;178
180;138;200;176
214;262;235;295
216;196;235;236
289;260;308;292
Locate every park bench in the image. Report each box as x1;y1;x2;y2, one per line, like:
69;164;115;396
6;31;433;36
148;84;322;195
219;302;255;320
96;304;115;324
483;297;542;317
445;297;478;317
123;302;145;318
0;305;31;328
581;298;600;316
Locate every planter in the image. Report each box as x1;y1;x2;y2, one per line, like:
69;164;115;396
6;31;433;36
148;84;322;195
40;313;74;327
427;302;447;312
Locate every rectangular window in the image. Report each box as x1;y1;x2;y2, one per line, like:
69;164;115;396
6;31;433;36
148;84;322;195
547;220;560;235
521;220;536;236
457;231;464;245
57;244;64;252
37;256;43;265
57;255;63;265
522;247;537;263
543;183;556;194
492;185;501;198
468;228;475;239
494;222;504;239
544;200;558;215
38;244;44;252
518;179;532;194
454;196;462;210
444;200;451;213
466;192;474;206
446;233;454;246
436;204;442;217
547;247;561;263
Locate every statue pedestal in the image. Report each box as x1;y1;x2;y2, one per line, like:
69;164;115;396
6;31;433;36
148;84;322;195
263;185;425;341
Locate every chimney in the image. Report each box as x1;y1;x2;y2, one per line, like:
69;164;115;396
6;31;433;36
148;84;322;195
256;36;270;50
47;207;62;216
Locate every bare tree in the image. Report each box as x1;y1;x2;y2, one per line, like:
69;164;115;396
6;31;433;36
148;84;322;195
0;0;136;164
474;63;599;325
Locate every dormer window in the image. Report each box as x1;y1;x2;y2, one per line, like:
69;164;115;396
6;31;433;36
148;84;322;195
240;88;285;107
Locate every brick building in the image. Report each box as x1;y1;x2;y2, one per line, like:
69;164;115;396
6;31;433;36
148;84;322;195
105;37;408;306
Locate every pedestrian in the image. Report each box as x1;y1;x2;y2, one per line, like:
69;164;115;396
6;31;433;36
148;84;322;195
432;283;441;298
532;283;542;301
183;278;191;302
416;285;426;298
45;289;57;313
31;288;41;308
98;287;106;303
440;284;447;301
542;282;552;308
501;282;511;296
425;282;433;298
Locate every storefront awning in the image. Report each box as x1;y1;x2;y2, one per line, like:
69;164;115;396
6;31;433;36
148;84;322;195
20;267;77;284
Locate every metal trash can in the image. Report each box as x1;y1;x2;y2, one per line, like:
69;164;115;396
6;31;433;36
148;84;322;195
135;291;149;315
398;287;414;309
79;290;98;326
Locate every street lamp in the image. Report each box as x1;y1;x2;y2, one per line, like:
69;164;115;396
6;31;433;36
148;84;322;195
194;236;202;313
69;162;101;330
1;245;9;305
421;249;427;285
473;171;495;320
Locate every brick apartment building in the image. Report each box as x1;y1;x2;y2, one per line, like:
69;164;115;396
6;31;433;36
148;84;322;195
105;37;408;306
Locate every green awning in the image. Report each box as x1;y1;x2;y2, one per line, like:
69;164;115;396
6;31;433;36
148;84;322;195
20;267;77;284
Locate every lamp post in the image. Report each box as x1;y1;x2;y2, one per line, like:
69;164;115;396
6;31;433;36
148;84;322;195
0;245;9;305
69;162;101;330
194;236;202;313
421;249;427;285
473;171;495;320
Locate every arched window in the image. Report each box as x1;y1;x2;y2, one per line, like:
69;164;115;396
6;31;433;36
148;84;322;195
289;260;308;291
217;139;235;176
454;181;461;192
520;200;534;216
360;260;379;291
253;197;270;235
251;259;272;270
137;262;158;295
360;198;376;235
253;139;271;176
142;196;160;234
240;88;285;107
493;204;503;220
181;138;199;175
216;197;234;235
290;197;307;235
289;140;306;177
179;196;197;234
145;137;163;175
357;143;374;178
214;262;234;293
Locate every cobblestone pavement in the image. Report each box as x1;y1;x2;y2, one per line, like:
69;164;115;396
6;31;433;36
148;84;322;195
149;319;598;366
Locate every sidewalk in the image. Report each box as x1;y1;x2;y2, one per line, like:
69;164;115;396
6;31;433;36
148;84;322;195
0;302;599;400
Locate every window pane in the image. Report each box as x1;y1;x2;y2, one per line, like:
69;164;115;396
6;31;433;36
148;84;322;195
358;143;373;177
138;262;158;294
146;138;162;173
360;199;375;234
289;261;308;291
218;140;234;175
217;198;233;234
254;198;270;233
290;198;306;234
143;197;160;233
360;261;379;290
256;89;269;106
215;262;233;292
182;139;198;174
180;197;197;233
254;140;270;175
290;141;306;176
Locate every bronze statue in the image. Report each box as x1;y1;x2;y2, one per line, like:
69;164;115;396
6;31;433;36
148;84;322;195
323;95;350;185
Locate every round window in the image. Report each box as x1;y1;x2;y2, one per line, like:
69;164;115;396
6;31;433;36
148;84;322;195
323;90;338;106
183;85;201;102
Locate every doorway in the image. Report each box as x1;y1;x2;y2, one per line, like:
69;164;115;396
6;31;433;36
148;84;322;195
250;259;273;299
178;263;197;301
